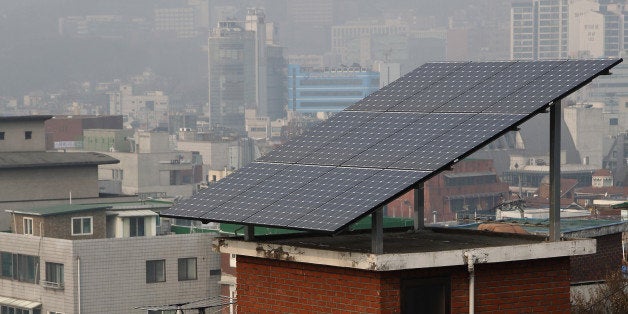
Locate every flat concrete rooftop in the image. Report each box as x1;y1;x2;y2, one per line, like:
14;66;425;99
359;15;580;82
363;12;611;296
215;228;596;271
255;228;545;254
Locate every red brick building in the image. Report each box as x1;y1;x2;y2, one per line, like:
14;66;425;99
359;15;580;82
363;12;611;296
217;228;596;313
387;159;509;222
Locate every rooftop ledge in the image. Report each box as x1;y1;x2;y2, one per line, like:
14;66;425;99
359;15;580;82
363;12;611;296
214;228;596;271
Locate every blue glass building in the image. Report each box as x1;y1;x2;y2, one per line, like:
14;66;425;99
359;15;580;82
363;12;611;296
288;64;379;113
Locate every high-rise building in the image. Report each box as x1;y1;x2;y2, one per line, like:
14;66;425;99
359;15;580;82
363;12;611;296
207;21;256;131
511;0;628;60
207;9;286;132
511;0;569;60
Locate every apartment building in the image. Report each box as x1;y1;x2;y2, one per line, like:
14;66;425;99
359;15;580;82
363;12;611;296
1;202;220;314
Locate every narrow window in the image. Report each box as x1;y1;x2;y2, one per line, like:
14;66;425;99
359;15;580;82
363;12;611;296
44;262;64;289
146;260;166;283
23;218;33;235
24;131;32;140
0;252;13;278
178;257;197;281
0;132;4;140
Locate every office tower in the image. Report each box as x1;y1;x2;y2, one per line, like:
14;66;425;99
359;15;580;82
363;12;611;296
207;21;256;131
511;0;569;60
208;9;286;131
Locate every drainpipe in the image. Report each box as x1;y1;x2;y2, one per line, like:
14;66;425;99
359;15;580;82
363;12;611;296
464;252;476;314
77;256;81;314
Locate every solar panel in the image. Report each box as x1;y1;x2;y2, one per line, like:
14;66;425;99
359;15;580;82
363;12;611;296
258;111;378;163
299;112;424;166
243;167;380;227
288;169;429;231
160;162;288;219
199;164;331;222
162;58;622;233
346;62;468;112
390;61;516;113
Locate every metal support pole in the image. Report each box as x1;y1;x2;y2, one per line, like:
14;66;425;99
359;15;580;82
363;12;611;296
244;225;255;241
371;207;384;254
549;101;561;242
413;184;425;230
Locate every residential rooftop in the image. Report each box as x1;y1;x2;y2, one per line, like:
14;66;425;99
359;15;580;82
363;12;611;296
0;115;53;122
6;200;172;216
215;227;595;271
0;152;119;168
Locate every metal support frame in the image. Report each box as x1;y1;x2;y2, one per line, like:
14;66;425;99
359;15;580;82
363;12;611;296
371;207;384;254
413;184;425;230
549;101;561;242
244;225;255;241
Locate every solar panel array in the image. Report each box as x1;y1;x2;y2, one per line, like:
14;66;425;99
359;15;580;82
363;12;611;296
162;59;622;233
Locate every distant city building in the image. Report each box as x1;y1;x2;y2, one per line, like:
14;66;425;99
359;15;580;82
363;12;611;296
154;7;197;38
58;15;148;39
207;9;286;132
511;0;569;60
331;19;409;66
44;115;123;150
84;130;203;197
287;64;379;113
176;127;259;182
285;0;334;54
107;85;169;129
511;0;627;60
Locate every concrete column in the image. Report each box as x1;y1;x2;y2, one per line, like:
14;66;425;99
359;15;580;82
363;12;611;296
244;225;255;241
413;184;424;230
371;207;384;254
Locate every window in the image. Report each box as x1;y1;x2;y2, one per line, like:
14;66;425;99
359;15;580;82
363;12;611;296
402;277;450;314
146;260;165;283
1;252;12;278
1;306;41;314
1;253;40;283
71;217;92;235
44;262;64;289
24;131;32;140
17;254;39;283
23;218;33;235
0;132;4;140
129;217;145;237
610;118;619;125
178;257;197;281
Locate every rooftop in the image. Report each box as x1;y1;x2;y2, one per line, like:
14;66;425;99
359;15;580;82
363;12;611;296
6;200;171;216
0;115;53;122
0;152;119;169
215;227;595;271
8;203;112;216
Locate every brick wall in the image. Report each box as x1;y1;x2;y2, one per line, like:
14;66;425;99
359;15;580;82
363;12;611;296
570;233;622;283
236;255;571;313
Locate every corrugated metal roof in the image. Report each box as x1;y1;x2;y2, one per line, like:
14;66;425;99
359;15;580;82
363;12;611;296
0;152;118;169
6;204;112;216
107;209;158;217
0;296;42;309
